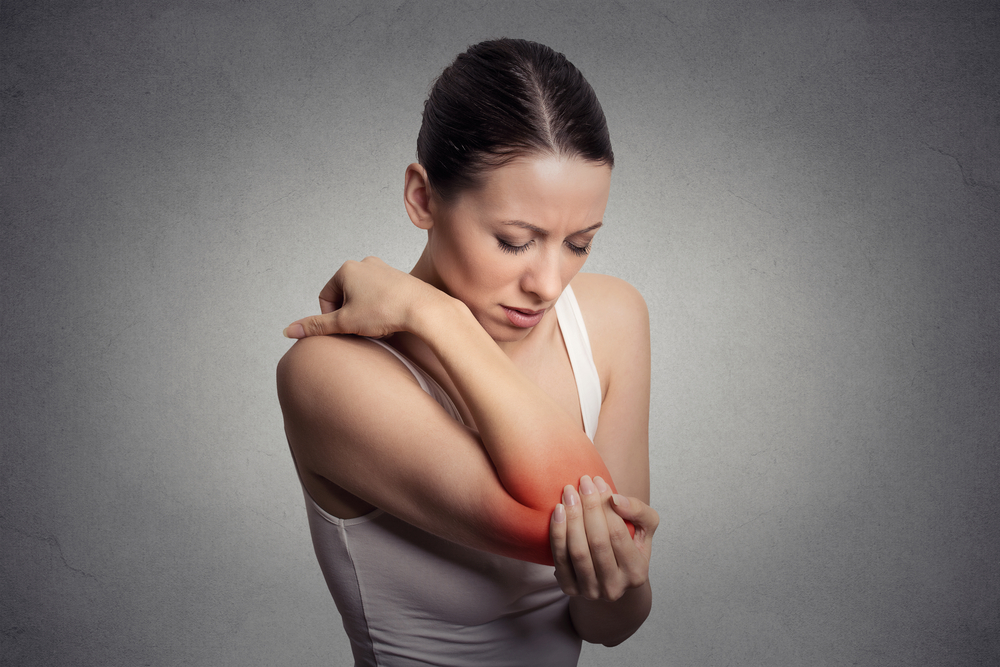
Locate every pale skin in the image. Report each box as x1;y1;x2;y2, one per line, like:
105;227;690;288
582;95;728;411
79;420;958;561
277;155;657;646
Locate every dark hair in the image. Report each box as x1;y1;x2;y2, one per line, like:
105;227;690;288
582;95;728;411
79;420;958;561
417;38;614;201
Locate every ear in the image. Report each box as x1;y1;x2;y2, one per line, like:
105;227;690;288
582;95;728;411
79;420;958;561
403;163;435;231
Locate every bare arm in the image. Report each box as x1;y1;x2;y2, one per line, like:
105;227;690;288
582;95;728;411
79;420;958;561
279;258;623;564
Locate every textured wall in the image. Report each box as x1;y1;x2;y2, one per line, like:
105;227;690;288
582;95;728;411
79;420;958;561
2;1;998;665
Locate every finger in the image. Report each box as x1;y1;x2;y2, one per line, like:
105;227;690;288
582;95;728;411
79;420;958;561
562;484;598;599
549;503;578;595
282;311;346;339
318;266;348;314
595;483;649;589
609;494;660;540
610;495;659;576
579;475;622;598
595;476;635;551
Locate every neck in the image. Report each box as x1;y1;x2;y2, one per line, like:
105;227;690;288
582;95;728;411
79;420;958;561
409;245;446;294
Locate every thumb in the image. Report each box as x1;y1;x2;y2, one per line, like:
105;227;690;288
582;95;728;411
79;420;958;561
282;312;346;339
611;495;660;536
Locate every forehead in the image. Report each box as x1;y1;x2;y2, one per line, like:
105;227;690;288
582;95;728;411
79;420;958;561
452;155;612;227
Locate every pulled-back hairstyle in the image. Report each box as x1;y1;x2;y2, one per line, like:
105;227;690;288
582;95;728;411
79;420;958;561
417;38;614;201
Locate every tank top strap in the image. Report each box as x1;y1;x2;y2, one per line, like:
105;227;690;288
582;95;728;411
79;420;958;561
365;337;465;424
554;284;602;441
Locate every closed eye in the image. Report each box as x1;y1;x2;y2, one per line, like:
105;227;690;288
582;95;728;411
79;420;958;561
497;237;592;257
566;241;591;257
497;238;532;255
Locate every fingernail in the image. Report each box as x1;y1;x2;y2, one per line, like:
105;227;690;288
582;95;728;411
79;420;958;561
594;476;609;494
553;504;565;523
579;475;596;496
283;323;305;339
563;486;577;507
612;494;630;508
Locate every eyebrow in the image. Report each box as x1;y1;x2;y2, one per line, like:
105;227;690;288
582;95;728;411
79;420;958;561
501;220;603;236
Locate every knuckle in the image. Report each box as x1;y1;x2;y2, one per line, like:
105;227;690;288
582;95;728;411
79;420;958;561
302;317;326;336
608;520;632;542
568;545;590;564
604;583;626;602
608;524;631;548
556;575;577;596
631;558;650;578
621;560;647;587
628;571;648;589
588;539;612;559
552;546;570;567
599;573;627;601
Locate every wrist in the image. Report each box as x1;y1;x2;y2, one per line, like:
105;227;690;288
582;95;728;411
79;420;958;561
569;580;652;646
405;285;471;341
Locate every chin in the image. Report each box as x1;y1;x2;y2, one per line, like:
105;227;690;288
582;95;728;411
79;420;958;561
464;301;537;343
492;329;532;343
479;318;533;344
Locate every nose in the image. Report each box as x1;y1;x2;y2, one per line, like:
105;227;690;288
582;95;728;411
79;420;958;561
523;246;564;304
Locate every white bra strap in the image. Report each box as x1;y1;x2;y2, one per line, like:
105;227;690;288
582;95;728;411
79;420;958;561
554;284;602;441
365;338;464;424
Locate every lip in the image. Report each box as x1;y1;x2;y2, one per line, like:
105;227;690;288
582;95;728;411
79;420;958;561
502;305;547;328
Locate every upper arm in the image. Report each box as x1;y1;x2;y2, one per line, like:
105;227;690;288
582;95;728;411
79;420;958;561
276;335;551;563
572;274;651;502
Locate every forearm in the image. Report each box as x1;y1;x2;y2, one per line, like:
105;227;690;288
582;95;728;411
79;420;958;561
569;580;652;646
409;294;617;508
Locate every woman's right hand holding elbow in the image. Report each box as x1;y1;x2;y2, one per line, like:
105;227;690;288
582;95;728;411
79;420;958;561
283;257;443;339
550;475;658;602
550;475;658;645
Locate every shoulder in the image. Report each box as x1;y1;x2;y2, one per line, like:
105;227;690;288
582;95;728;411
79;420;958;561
277;334;419;415
279;334;376;388
569;273;648;324
568;273;650;388
569;273;649;352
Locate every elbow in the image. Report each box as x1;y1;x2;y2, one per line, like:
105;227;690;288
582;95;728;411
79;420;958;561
501;521;556;566
597;621;645;647
486;502;556;565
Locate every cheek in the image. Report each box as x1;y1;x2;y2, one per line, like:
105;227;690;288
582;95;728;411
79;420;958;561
441;233;512;292
465;260;515;301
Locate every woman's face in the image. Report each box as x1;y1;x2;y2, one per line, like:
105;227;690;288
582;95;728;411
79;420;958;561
419;155;612;343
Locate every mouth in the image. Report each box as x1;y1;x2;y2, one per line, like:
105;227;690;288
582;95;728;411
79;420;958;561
502;305;547;329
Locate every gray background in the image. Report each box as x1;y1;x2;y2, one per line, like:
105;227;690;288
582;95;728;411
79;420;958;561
2;1;998;665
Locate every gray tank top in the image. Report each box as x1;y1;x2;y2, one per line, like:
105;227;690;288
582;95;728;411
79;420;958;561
303;285;601;666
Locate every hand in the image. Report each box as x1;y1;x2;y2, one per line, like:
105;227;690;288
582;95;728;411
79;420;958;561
283;257;435;339
550;475;658;601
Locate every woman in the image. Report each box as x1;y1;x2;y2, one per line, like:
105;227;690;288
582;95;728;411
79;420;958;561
278;39;657;666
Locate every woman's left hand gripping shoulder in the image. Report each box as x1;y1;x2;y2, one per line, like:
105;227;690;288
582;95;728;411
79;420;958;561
284;256;439;339
550;476;658;602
